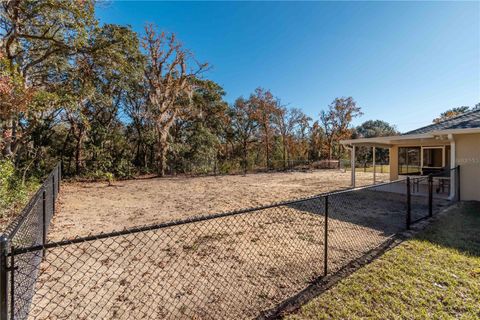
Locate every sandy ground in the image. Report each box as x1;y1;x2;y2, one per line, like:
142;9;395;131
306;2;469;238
48;170;388;240
16;170;451;320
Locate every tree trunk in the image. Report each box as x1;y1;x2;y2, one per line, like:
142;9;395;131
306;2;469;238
60;127;73;165
328;138;333;160
156;124;169;177
265;133;270;170
133;123;143;167
243;140;248;175
135;141;141;167
149;144;155;169
1;118;14;158
157;139;166;177
74;129;84;175
143;144;148;170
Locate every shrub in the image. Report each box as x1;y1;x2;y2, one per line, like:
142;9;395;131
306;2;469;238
89;170;116;185
0;160;39;219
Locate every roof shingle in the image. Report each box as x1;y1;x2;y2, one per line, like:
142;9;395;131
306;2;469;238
404;108;480;135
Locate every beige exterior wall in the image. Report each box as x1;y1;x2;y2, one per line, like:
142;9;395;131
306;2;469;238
455;133;480;201
386;133;480;200
389;146;398;181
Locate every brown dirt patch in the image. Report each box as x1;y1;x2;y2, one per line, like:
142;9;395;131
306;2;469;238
30;191;402;320
23;170;441;319
49;170;388;240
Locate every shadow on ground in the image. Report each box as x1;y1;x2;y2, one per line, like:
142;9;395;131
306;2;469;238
287;189;451;237
261;200;479;319
416;201;480;257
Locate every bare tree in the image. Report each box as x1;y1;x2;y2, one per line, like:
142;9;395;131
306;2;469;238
320;97;362;160
123;80;151;168
320;110;335;160
250;88;280;169
308;120;325;161
274;106;310;169
229;97;258;174
142;25;208;176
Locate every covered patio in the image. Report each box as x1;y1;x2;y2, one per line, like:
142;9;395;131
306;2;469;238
341;132;457;200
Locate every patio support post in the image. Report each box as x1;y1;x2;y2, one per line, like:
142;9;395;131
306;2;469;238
372;146;376;184
351;145;356;188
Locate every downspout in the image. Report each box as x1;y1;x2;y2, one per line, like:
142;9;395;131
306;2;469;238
448;134;456;200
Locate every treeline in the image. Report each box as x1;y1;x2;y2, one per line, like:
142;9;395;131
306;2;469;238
0;1;399;184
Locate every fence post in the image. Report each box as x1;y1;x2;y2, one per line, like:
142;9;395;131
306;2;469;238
0;237;8;320
52;174;56;216
42;189;47;259
324;195;329;277
406;177;411;230
428;174;433;217
58;163;61;194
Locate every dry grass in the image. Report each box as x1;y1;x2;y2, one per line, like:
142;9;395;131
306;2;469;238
21;170;450;319
48;170;387;241
31;190;407;320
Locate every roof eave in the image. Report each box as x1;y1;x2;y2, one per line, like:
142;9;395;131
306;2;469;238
341;127;480;146
341;133;433;146
430;128;480;135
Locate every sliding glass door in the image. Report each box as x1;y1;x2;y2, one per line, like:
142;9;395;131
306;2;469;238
398;147;421;174
399;146;450;175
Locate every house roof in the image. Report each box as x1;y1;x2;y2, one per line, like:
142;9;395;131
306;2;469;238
341;108;480;146
403;108;480;135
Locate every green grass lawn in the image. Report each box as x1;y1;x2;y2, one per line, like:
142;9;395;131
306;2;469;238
286;202;480;320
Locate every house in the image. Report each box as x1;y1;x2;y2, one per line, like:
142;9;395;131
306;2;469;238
341;109;480;201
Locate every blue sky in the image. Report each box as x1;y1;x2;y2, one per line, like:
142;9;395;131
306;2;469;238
96;1;480;132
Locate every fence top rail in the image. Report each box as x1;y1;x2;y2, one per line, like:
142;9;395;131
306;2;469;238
399;167;459;182
2;163;61;241
429;166;459;177
11;176;409;255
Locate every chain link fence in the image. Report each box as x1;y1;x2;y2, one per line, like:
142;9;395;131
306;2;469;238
0;165;459;320
1;163;60;320
408;167;459;226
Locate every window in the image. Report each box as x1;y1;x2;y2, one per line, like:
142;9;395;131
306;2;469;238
423;148;443;168
398;147;421;174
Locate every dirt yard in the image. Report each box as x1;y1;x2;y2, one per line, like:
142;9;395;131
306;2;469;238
49;170;388;240
29;190;409;320
20;170;452;320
